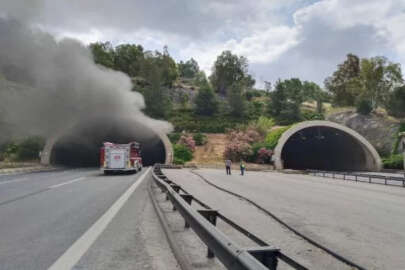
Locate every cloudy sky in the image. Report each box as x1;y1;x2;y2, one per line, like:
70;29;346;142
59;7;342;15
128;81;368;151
1;0;405;87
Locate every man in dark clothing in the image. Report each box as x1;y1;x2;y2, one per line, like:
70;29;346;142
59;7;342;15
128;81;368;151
225;159;232;175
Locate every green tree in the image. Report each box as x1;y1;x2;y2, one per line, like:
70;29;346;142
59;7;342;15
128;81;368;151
303;81;328;113
387;85;405;117
178;58;199;78
267;79;304;124
159;46;179;87
89;42;115;69
193;71;208;87
194;83;218;116
113;44;144;77
140;59;172;119
210;50;255;96
325;54;403;110
325;54;361;106
227;82;247;117
359;56;403;109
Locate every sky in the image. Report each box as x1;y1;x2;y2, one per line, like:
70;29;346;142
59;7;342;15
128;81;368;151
1;0;405;87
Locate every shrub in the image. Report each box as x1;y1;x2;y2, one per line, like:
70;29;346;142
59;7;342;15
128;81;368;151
223;127;262;161
0;137;45;161
223;141;252;162
173;144;193;164
301;110;324;120
168;133;181;144
382;154;403;169
256;148;273;164
251;116;275;136
173;157;185;165
16;136;45;161
265;126;291;149
170;110;248;133
193;133;207;146
356;98;373;115
178;133;196;152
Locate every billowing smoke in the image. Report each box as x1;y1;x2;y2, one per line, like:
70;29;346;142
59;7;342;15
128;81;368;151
0;17;171;165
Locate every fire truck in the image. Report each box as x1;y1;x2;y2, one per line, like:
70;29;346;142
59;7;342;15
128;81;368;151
100;142;142;174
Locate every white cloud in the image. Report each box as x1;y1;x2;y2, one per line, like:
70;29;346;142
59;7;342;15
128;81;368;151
1;0;405;86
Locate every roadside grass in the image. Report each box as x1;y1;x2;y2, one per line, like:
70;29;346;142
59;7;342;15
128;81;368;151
0;161;40;169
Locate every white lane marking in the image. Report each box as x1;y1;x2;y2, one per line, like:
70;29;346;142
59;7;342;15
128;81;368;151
0;177;29;185
48;167;151;270
49;177;86;189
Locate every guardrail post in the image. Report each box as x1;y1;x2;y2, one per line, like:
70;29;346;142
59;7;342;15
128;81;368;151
198;209;218;258
170;184;181;210
369;176;371;183
246;247;279;270
355;175;358;182
384;176;387;185
343;173;346;180
180;194;193;228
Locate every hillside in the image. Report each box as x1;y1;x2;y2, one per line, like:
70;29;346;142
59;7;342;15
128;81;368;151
327;110;401;155
191;133;227;164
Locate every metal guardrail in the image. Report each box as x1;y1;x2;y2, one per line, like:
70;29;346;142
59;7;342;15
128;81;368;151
307;170;405;187
152;164;307;270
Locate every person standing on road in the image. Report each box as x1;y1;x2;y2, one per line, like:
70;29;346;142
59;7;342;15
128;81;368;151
225;159;232;175
240;160;246;176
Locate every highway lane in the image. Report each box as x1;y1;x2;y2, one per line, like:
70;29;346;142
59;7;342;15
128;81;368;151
0;168;149;270
164;168;405;270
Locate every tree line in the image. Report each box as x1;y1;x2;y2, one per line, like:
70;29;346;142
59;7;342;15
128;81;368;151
89;42;405;125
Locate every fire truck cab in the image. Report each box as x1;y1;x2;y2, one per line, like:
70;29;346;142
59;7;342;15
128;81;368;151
100;142;142;174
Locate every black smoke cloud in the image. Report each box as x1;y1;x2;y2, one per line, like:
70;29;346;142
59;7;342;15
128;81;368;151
0;18;171;144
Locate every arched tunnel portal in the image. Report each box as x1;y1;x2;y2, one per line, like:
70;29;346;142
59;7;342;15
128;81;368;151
274;121;382;171
41;118;172;167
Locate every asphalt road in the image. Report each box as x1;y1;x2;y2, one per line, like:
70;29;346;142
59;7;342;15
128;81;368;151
0;168;179;270
164;168;405;270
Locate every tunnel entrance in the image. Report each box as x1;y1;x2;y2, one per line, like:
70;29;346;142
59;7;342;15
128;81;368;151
274;121;382;171
281;126;367;170
50;119;166;167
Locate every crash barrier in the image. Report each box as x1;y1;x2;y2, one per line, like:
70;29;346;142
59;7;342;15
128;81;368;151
307;170;405;187
152;164;307;270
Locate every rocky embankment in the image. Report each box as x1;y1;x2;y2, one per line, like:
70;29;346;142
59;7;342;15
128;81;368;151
327;110;400;156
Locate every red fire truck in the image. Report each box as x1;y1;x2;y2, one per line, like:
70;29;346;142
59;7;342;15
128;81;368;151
100;142;142;174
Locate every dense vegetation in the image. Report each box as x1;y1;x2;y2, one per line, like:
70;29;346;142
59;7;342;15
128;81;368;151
88;43;405;167
1;39;404;168
0;137;45;162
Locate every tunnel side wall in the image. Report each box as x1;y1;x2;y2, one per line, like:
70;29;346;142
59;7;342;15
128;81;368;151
274;120;382;171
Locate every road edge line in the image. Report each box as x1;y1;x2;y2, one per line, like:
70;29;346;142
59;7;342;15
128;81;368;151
148;179;193;270
48;167;151;270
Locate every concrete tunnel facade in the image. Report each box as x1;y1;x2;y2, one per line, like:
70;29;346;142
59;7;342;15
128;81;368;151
41;118;173;167
274;121;382;171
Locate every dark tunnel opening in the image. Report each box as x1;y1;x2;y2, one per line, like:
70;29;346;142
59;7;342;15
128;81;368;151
50;119;166;167
281;126;369;171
